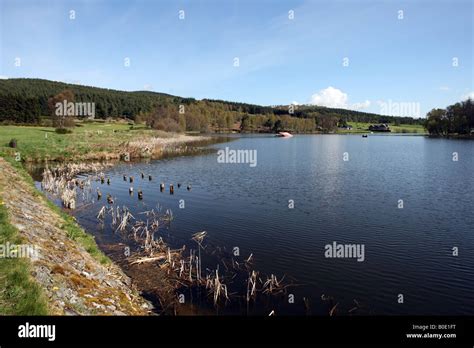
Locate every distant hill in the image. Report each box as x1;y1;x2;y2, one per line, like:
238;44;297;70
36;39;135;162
0;78;423;132
0;78;185;122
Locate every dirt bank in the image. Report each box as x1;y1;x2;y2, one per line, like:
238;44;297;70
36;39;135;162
0;158;152;315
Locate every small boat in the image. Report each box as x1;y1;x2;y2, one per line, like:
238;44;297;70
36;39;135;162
277;131;293;138
362;134;368;138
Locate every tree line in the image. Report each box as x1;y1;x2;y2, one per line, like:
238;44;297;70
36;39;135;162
425;99;473;136
0;78;425;133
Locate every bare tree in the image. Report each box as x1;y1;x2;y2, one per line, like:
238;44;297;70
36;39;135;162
48;89;75;129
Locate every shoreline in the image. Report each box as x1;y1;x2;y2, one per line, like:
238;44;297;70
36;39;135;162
0;158;152;315
0;131;226;315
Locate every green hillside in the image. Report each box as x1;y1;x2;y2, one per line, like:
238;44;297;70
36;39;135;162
0;78;424;133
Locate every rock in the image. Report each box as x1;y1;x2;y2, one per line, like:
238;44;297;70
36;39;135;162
91;302;105;310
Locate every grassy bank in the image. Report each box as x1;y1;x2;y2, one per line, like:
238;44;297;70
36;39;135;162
0;196;49;315
0;122;129;161
0;121;203;162
0;157;110;314
4;157;110;265
0;157;151;315
337;122;426;134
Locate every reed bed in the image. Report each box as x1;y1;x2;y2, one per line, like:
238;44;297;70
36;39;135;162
41;162;113;210
93;200;298;313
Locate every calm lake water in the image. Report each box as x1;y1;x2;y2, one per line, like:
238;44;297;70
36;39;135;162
63;135;474;315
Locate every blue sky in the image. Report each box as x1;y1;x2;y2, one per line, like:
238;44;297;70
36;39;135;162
0;0;472;117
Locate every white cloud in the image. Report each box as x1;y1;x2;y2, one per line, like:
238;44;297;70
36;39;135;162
461;91;474;100
310;86;348;108
309;87;370;110
143;84;153;91
0;75;8;79
439;86;450;91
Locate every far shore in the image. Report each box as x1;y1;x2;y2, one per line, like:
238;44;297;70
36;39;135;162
0;121;429;163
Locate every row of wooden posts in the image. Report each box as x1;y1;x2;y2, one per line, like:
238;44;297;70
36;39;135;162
96;173;191;202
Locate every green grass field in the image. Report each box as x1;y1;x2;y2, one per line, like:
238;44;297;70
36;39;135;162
337;122;426;134
0;121;163;162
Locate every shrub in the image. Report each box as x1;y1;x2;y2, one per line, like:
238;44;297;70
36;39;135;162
153;117;183;133
8;139;17;148
55;128;73;134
